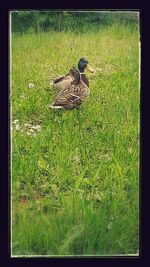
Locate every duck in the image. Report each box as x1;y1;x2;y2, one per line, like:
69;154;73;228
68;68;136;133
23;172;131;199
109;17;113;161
52;57;94;90
50;67;91;110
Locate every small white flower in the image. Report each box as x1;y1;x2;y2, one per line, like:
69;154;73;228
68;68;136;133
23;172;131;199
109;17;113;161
15;125;20;130
31;126;36;130
12;119;19;124
32;125;41;130
24;123;32;128
35;125;42;132
36;125;41;129
29;129;35;133
28;83;34;88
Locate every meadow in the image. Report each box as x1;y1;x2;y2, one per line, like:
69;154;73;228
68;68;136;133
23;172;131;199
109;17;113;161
11;23;140;256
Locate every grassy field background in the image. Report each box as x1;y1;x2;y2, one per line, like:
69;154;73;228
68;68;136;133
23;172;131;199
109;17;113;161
11;22;140;256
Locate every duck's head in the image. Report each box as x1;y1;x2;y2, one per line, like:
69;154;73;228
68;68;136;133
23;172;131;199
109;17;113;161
78;57;94;73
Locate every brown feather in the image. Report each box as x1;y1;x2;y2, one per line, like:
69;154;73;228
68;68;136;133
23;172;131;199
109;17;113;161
53;75;90;109
53;67;89;90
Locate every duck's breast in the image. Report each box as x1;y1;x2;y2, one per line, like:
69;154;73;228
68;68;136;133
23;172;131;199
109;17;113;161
81;74;89;87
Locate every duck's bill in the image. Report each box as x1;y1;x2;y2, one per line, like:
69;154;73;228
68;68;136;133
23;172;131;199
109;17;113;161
86;64;94;73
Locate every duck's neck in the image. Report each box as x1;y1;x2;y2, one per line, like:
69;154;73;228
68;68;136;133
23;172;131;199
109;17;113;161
77;68;84;74
78;69;89;87
78;71;84;74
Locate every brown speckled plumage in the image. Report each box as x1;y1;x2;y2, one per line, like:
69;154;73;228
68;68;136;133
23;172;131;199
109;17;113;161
50;68;90;110
52;58;94;91
53;69;77;91
50;58;94;110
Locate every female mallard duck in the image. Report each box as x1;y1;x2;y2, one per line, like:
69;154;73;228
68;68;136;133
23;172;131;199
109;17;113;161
52;57;94;90
50;68;91;110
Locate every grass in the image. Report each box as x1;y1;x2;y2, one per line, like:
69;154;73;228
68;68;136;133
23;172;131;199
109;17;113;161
11;22;140;256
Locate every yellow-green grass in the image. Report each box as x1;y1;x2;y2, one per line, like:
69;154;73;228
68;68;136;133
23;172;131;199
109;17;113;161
11;23;140;256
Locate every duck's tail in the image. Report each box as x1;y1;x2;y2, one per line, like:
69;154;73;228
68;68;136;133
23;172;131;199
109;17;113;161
49;103;64;109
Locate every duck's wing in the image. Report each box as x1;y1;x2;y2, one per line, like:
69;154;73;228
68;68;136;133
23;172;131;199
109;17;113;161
53;67;78;84
53;74;69;84
53;71;75;91
53;81;90;108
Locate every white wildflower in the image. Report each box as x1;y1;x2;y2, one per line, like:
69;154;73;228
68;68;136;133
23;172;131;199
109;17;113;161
24;123;32;128
36;125;41;129
24;122;41;136
27;132;32;136
29;129;35;133
28;83;34;88
32;125;41;130
15;124;21;130
12;119;19;124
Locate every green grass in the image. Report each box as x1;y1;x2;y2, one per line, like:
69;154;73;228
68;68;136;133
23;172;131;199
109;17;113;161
11;23;140;256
